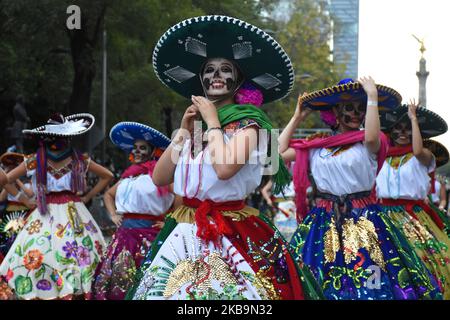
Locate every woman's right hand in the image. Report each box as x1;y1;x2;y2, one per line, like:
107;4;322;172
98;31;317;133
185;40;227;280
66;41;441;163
180;105;199;133
294;92;312;120
111;213;123;227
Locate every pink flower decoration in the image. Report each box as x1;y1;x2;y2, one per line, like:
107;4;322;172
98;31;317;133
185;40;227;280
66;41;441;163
320;110;337;127
235;85;264;107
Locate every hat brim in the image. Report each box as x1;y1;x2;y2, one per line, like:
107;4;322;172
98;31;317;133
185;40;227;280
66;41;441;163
153;15;294;104
22;113;95;138
302;81;402;111
380;105;448;138
0;153;24;167
423;139;449;168
109;122;171;151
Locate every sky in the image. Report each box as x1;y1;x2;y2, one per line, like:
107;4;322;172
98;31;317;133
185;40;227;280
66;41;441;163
358;0;450;148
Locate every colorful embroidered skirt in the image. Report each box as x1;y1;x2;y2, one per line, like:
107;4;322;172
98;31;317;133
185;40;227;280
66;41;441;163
379;199;450;299
0;193;105;300
290;196;443;300
126;203;323;300
92;214;163;300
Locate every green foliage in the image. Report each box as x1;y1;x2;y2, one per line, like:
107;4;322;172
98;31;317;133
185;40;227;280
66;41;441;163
0;0;343;161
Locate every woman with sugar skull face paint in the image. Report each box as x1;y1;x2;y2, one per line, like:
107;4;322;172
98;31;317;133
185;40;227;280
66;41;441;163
127;15;323;301
0;113;113;300
92;122;176;300
279;78;443;299
376;100;450;299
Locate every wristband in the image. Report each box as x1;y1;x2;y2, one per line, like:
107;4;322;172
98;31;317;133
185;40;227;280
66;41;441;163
204;127;223;138
367;100;378;107
170;142;183;152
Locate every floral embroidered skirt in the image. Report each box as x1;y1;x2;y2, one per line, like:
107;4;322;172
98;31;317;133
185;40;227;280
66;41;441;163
380;201;450;299
92;216;162;300
290;197;443;300
0;195;105;300
126;204;323;300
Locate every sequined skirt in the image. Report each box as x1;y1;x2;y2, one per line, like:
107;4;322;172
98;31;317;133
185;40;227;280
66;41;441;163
290;197;443;300
92;216;162;300
380;201;450;299
126;205;323;300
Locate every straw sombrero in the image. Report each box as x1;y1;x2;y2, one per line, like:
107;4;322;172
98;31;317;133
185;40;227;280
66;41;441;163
109;122;171;152
0;153;24;168
152;15;294;104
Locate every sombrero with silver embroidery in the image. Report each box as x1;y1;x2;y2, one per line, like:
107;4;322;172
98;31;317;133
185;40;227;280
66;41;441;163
380;105;448;139
301;78;402;111
22;113;95;138
109;122;171;151
152;15;294;104
423;139;449;168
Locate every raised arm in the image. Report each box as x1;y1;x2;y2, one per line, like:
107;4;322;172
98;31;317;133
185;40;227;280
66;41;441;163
261;179;273;207
408;99;433;167
278;93;311;162
152;105;197;186
360;76;381;154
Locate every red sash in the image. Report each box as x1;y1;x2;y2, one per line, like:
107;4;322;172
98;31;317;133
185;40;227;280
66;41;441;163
183;197;246;243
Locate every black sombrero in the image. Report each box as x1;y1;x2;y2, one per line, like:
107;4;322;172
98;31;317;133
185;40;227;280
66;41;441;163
423;139;449;168
380;105;448;139
22;113;95;138
152;15;294;104
301;78;402;111
109;122;171;152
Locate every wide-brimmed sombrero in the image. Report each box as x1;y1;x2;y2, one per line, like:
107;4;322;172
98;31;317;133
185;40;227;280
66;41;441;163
423;139;449;168
152;15;294;104
109;122;171;151
380;105;448;138
0;152;24;167
301;78;402;111
22;113;95;138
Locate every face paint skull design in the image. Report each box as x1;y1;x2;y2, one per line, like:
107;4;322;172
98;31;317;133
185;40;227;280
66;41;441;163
336;101;366;130
131;140;151;164
202;58;238;99
391;121;412;145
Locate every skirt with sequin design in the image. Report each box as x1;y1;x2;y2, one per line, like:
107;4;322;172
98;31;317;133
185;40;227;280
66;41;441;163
0;194;106;300
380;202;450;299
289;196;443;300
125;204;324;300
92;217;162;300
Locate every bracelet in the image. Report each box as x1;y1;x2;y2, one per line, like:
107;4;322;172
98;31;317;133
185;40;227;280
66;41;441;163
367;100;378;107
170;141;183;151
204;127;223;138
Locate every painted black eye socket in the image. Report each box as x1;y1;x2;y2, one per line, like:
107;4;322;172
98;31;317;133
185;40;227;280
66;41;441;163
393;123;411;131
204;67;215;73
221;66;232;73
343;104;366;113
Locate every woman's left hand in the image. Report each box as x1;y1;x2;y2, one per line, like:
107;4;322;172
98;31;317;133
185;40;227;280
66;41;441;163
358;76;377;97
407;98;418;120
191;96;220;127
